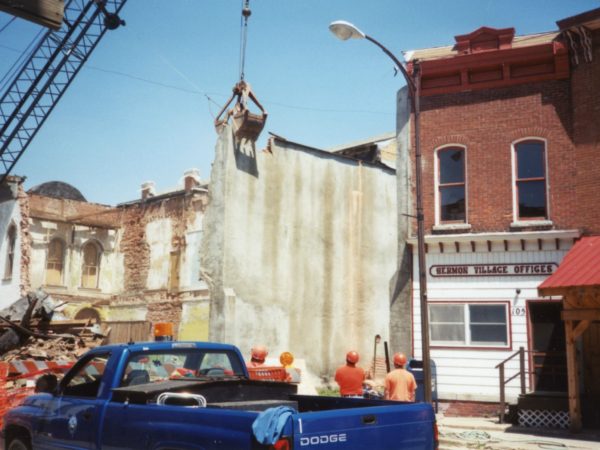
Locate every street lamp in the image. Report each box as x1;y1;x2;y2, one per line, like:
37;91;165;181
329;20;432;404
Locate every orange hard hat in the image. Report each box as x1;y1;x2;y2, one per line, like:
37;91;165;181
393;352;407;367
346;351;359;364
251;345;268;361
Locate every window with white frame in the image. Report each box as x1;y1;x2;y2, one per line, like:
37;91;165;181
437;147;466;223
429;302;509;347
514;140;547;220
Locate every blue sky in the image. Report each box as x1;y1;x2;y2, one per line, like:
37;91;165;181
1;0;597;204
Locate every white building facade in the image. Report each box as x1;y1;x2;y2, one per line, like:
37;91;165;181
411;229;579;403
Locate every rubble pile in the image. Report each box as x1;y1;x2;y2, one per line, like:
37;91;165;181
0;290;109;364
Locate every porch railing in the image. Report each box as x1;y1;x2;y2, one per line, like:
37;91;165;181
495;346;528;423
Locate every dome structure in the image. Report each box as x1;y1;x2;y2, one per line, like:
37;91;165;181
28;181;86;201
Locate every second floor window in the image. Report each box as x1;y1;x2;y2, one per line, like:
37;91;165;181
45;238;65;285
515;140;547;220
438;147;466;222
81;241;100;289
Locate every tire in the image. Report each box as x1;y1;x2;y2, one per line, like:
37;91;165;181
8;437;31;450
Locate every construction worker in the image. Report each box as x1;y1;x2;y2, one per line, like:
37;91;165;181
247;345;268;368
334;350;365;398
384;352;417;402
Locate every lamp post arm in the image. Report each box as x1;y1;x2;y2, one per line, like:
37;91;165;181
364;34;417;96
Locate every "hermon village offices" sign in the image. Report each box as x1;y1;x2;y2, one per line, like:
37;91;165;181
430;263;558;277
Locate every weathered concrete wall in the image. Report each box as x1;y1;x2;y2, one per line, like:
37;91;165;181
203;126;397;378
391;86;414;358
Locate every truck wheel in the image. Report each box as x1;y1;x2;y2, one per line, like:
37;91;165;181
8;438;31;450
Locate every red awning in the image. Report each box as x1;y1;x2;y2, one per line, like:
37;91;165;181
538;236;600;295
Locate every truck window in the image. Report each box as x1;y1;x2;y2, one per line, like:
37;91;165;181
120;350;245;386
62;354;110;397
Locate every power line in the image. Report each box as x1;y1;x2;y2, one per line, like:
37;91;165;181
0;44;393;117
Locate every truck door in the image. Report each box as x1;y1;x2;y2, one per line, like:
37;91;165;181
36;352;111;450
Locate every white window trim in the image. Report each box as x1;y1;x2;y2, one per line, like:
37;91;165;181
511;137;550;223
429;302;510;348
434;144;468;226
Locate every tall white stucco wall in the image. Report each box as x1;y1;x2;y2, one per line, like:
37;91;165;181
203;127;397;378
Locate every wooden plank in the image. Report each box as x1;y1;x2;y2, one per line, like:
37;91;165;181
565;321;582;431
572;320;591;341
0;0;64;30
562;309;600;321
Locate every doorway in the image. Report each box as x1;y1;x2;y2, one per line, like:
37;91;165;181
528;301;567;392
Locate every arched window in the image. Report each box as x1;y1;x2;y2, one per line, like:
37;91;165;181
45;238;65;285
514;140;547;220
3;224;16;280
81;241;101;289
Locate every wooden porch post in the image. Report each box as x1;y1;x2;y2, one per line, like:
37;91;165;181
565;319;582;431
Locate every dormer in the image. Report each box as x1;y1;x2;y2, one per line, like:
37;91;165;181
454;27;516;54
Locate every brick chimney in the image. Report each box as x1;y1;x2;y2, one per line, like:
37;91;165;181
141;181;155;200
183;168;201;192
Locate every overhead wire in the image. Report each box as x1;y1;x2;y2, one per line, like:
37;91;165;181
0;28;44;95
0;40;392;117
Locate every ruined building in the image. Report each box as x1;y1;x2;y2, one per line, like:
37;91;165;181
0;170;209;342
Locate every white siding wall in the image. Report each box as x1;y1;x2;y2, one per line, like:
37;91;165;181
412;238;571;402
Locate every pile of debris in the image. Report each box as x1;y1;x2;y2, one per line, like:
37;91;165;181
0;290;108;362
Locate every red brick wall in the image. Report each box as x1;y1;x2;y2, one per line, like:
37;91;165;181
415;28;600;237
417;78;578;233
570;30;600;235
17;180;30;295
117;194;206;332
442;400;501;418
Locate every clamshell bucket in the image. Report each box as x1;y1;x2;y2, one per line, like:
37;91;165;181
214;81;267;142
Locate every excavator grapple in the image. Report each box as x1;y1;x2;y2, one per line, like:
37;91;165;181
214;81;267;142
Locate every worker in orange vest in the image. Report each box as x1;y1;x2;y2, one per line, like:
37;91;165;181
384;352;417;402
334;350;365;398
247;345;268;368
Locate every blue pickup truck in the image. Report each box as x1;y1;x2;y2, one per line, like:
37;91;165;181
1;341;438;449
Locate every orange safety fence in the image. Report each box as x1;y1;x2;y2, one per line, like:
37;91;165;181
247;366;290;382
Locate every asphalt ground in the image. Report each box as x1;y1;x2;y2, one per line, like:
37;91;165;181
437;415;600;450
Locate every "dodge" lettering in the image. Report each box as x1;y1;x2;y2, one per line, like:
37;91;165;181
300;433;347;446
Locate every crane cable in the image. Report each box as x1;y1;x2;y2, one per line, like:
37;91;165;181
238;0;251;82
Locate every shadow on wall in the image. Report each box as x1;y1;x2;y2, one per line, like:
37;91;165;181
234;138;259;178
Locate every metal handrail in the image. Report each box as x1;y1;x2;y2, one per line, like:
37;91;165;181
496;346;528;423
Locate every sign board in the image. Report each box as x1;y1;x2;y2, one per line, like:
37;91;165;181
429;263;558;277
0;0;64;30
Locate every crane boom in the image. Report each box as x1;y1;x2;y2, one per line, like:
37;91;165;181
0;0;127;184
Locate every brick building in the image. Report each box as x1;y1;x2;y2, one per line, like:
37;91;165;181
400;8;600;427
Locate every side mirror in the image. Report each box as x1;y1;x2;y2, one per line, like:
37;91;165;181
35;374;58;394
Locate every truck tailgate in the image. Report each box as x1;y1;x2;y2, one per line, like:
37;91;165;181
293;402;436;449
